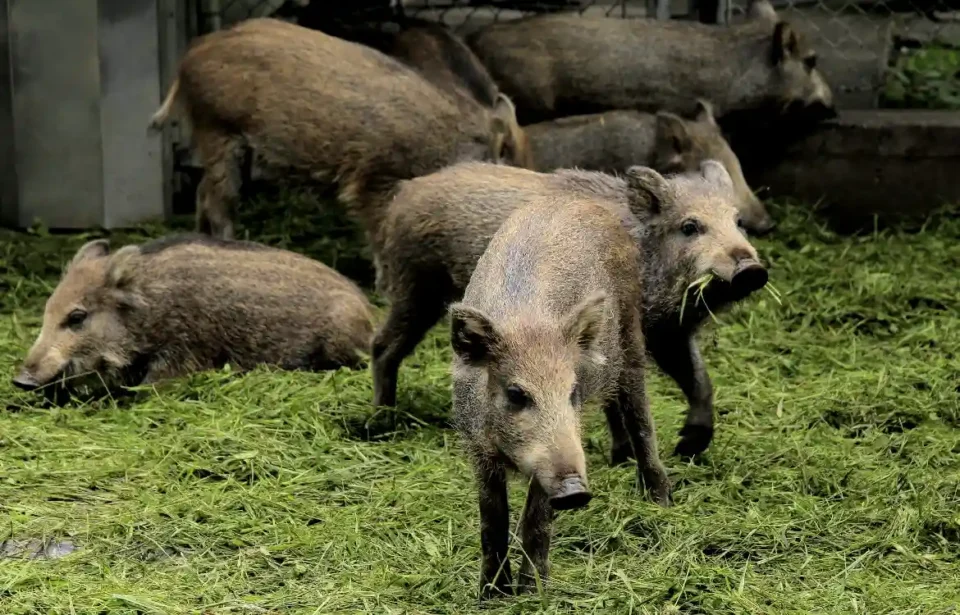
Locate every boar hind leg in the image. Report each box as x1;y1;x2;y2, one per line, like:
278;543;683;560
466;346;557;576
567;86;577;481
477;463;513;599
603;400;635;466
194;131;243;240
618;329;672;505
517;480;553;594
648;334;714;458
371;288;447;407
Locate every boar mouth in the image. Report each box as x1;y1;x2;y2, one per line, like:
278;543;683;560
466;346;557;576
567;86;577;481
698;262;769;306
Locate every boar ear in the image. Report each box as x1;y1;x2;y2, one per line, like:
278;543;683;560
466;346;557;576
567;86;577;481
450;304;502;366
772;22;801;64
700;159;734;191
71;239;110;265
105;245;142;289
655;111;692;156
563;292;607;364
693;99;717;126
625;165;670;218
747;0;778;23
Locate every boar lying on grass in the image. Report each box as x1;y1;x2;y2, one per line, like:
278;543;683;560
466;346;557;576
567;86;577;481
466;0;834;126
524;100;774;234
149;18;529;240
452;191;672;597
373;161;768;458
13;235;374;399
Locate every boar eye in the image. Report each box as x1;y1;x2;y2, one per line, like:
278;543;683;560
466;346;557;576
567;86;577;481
681;219;702;237
803;54;817;70
505;384;530;409
63;309;88;329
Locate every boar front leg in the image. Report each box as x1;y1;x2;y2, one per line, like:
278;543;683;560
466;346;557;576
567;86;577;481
194;130;243;240
618;327;672;505
517;480;553;594
648;333;714;458
477;462;513;599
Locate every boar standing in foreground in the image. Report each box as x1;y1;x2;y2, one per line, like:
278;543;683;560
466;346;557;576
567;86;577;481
466;0;835;127
452;192;671;597
13;235;375;399
149;18;528;240
373;160;767;458
524;100;774;234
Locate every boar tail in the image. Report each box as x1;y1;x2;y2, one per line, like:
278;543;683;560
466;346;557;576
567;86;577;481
149;77;181;132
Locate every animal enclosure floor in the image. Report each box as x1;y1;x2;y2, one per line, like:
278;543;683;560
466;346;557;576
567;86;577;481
1;199;959;614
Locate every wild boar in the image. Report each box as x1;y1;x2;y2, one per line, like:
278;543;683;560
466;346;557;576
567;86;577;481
465;0;835;126
452;192;671;597
148;17;530;241
373;160;768;458
524;100;774;234
13;235;375;398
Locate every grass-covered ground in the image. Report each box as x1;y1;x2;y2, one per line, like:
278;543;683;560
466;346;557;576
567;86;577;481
1;197;959;614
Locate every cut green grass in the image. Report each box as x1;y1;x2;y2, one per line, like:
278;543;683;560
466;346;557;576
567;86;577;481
1;196;960;614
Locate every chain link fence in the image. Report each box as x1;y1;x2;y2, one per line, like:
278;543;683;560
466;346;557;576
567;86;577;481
186;0;959;110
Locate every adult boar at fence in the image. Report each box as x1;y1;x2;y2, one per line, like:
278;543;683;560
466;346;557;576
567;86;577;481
13;235;375;401
524;100;774;234
466;0;835;128
452;193;672;598
373;160;767;458
149;18;529;240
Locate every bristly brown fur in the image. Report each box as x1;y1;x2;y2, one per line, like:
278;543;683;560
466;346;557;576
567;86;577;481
15;236;375;396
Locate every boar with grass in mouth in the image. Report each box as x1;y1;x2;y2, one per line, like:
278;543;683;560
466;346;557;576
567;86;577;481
374;160;767;458
524;100;775;234
13;235;375;401
451;192;672;598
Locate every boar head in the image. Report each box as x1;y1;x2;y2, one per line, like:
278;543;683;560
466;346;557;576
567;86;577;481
13;240;146;397
451;293;610;510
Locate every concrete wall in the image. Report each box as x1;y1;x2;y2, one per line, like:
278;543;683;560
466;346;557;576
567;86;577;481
0;0;168;229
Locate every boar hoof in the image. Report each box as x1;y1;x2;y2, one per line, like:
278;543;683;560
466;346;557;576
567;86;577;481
731;261;768;296
674;424;713;459
549;476;593;511
479;578;514;600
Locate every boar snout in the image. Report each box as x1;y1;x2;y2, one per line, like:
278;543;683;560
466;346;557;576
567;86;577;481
12;369;40;391
548;475;593;511
731;259;768;296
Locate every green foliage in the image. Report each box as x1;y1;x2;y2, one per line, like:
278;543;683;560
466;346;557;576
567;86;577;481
1;200;960;613
882;45;960;110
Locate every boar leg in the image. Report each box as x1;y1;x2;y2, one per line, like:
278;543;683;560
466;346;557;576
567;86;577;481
618;331;672;505
371;292;447;407
603;400;634;466
477;463;513;599
517;480;553;594
194;130;243;240
648;333;714;458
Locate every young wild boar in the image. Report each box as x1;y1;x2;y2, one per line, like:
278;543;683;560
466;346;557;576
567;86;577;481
524;100;774;234
465;0;835;126
149;17;529;241
373;160;767;458
452;192;671;597
12;235;375;398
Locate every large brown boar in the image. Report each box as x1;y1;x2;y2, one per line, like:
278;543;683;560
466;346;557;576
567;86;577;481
524;100;774;234
465;0;835;126
452;193;671;597
149;17;529;240
13;235;375;398
373;160;767;458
